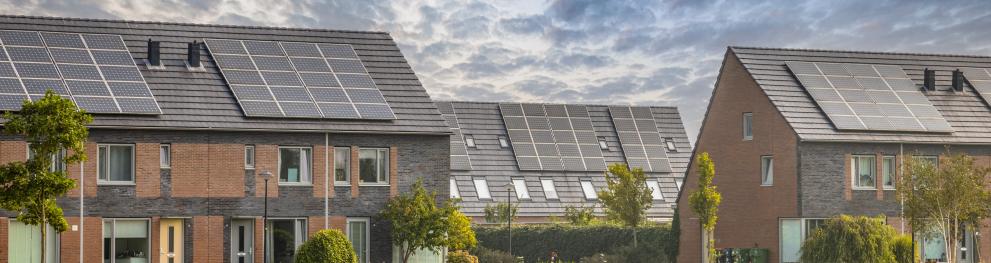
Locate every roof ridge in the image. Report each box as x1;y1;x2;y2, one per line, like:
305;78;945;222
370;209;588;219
0;14;391;35
439;100;679;109
730;46;991;60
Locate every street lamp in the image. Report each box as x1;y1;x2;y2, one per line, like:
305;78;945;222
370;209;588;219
260;171;273;263
505;182;514;257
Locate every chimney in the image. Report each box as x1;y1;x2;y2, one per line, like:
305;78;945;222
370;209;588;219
924;68;936;91
952;69;964;92
147;39;161;67
187;41;201;68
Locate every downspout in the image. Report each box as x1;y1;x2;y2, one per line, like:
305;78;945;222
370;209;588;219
79;159;84;263
325;132;330;229
900;143;904;232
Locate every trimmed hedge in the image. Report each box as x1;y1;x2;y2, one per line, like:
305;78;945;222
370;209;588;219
474;224;675;262
294;229;357;263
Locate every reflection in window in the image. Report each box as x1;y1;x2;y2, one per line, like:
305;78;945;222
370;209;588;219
334;147;350;185
103;219;149;263
359;148;388;184
279;147;311;183
267;219;306;263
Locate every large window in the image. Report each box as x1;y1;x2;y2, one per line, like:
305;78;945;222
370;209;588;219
266;219;306;263
540;179;558;200
761;155;773;186
852;155;876;189
882;156;896;189
780;218;826;263
334;147;351;185
646;180;663;200
512;178;529;200
98;144;134;184
347;218;370;263
27;144;66;173
743;112;753;140
103;219;150;263
359;148;389;185
278;147;312;184
8;219;58;263
915;155;939;167
473;178;491;199
580;181;598;200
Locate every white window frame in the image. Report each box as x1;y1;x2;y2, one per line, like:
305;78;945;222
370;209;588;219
780;218;827;263
743;112;753;140
473;178;491;199
851;155;876;190
102;218;151;263
497;136;509;148
580;180;598;200
358;148;389;186
244;145;255;169
265;218;307;263
761;155;773;186
646;180;664;200
346;218;370;263
334;147;351;186
597;137;609;150
664;138;677;152
450;178;460;198
914;155;939;167
97;144;136;185
464;135;476;148
540;179;558;200
512;178;530;200
882;156;896;190
160;144;171;169
278;146;312;185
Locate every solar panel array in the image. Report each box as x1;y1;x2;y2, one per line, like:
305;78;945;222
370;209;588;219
437;102;472;170
500;103;606;171
0;30;161;114
787;62;952;132
961;68;991;107
608;106;672;172
204;39;395;119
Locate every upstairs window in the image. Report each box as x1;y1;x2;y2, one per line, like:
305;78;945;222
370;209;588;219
761;155;774;186
160;144;171;168
512;178;529;200
27;144;66;173
98;144;134;184
675;178;684;190
279;146;312;184
580;180;598;200
743;112;753;140
474;178;491;199
646;180;663;200
852;155;876;189
882;156;896;189
334;147;351;185
244;145;255;169
664;138;677;152
597;137;609;150
359;148;389;185
914;155;938;167
540;179;558;199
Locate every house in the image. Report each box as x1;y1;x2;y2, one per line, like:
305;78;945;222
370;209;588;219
677;46;991;263
0;15;451;263
437;101;691;223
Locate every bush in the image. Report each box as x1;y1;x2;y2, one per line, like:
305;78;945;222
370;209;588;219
892;235;916;263
474;223;675;262
800;215;913;263
294;229;357;263
447;250;479;263
473;246;517;263
564;205;595;226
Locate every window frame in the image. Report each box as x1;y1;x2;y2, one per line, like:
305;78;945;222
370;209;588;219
244;145;255;170
664;138;677;152
9;219;60;263
334;147;351;186
851;155;877;190
277;146;313;185
743;112;753;140
761;155;774;186
473;178;491;200
512;178;530;200
882;155;896;190
450;178;460;199
497;136;509;148
540;179;558;200
97;144;136;185
646;180;664;200
580;180;598;200
26;144;67;173
102;218;151;263
358;148;389;186
264;218;307;263
160;144;171;169
464;135;476;148
597;137;609;150
346;218;370;263
779;218;828;263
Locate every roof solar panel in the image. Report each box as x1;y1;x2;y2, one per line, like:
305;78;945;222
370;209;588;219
107;82;152;97
21;79;66;95
531;130;554;143
73;96;119;113
517;157;541;170
239;100;283;117
0;94;27;110
345;88;388;104
253;56;294;71
827;115;867;130
281;42;321;57
336;74;376;88
795;74;831;89
231;85;275;101
317;103;360;118
91;50;134;66
631;107;653;119
260;71;303;86
0;50;7;61
116;97;160;113
544;104;568;117
65;80;110;96
580;144;603;157
856;77;889;91
548;117;571;130
868;91;900;104
563;158;585;171
648;159;672;173
49;48;93;64
223;70;266;85
887;117;924;131
512;143;537;156
41;32;85;48
58;64;101;80
584;158;607;171
0;78;23;94
535;144;559;156
807;88;843;102
81;34;127;50
0;64;16;77
280;102;322;117
298;73;339;87
99;66;143;81
291;58;331;72
885;78;918;91
785;61;820;75
308;87;349;103
817;63;850;76
508;130;532;143
353;103;395;119
7;47;52;62
875;65;910;79
499;103;524;116
318;44;359;59
269;86;312;101
846;64;880;77
214;55;256;70
539;157;563;171
241;41;282;56
0;31;44;46
827;76;861;90
557;144;580;157
13;63;59;78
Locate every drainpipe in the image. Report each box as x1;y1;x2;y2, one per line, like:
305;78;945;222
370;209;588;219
79;159;84;263
325;132;329;229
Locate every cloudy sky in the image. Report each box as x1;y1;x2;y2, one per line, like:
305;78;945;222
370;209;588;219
5;0;991;142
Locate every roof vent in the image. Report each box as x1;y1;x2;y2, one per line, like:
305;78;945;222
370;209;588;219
952;69;964;92
144;39;165;70
185;41;204;71
924;68;936;91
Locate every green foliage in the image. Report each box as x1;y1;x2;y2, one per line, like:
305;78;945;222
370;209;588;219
483;202;518;224
891;235;916;263
380;179;466;263
447;209;477;250
563;205;595;226
688;152;721;261
799;215;913;263
665;208;680;260
473;224;675;262
447;250;479;263
896;152;991;263
473;247;517;263
293;229;357;263
0;91;92;263
598;163;652;228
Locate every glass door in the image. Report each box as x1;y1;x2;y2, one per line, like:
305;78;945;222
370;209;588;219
347;218;369;263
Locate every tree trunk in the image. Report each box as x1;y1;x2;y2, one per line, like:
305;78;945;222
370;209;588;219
40;200;47;263
633;228;638;248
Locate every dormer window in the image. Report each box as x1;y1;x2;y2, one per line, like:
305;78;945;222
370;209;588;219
465;135;476;148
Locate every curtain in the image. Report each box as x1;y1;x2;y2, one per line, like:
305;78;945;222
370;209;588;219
299;149;310;182
109;146;133;181
779;219;801;263
8;221;57;263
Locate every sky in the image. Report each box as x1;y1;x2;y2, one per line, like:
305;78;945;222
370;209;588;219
4;0;991;142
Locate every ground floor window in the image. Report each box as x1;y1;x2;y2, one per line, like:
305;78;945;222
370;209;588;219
103;218;150;263
8;220;58;263
779;218;825;263
347;218;370;263
266;218;306;263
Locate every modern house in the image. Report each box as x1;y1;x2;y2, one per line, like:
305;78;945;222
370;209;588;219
677;46;991;263
0;15;451;263
437;101;691;223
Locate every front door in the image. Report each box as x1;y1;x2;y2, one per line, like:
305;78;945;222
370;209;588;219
159;219;183;263
232;219;255;263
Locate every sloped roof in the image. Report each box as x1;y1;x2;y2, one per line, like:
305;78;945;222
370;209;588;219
442;101;692;218
0;15;449;134
731;46;991;143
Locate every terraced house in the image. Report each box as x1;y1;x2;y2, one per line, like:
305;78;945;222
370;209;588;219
678;47;991;263
0;15;451;263
437;101;691;223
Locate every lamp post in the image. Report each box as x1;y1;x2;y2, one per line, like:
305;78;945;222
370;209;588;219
506;182;514;258
260;171;273;263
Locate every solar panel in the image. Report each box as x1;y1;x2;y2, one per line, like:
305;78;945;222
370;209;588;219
961;68;991;111
41;32;85;48
345;88;388;104
499;103;605;171
608;106;672;172
439;102;474;171
788;62;951;132
81;34;127;50
308;88;349;103
0;31;44;46
50;48;94;64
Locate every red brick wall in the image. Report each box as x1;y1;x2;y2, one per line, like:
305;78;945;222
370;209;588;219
193;216;224;263
60;216;102;263
65;142;97;197
255;145;279;197
350;146;360;198
172;143;245;198
136;143;161;198
150;217;160;263
0;140;26;164
254;218;264;263
313;145;327;198
390;145;399;197
0;217;6;263
208;143;244;198
307;216;325;237
172;143;209;197
330;216;347;232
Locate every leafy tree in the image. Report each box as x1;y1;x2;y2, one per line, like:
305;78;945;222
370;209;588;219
800;215;913;263
598;163;652;247
294;229;357;263
447;209;477;251
0;91;91;263
564;205;595;226
381;179;469;263
483;202;518;225
896;152;991;263
665;208;680;261
688;152;721;263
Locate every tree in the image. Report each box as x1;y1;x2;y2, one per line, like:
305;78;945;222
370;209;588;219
381;179;472;263
294;229;357;263
0;91;92;263
598;163;653;247
896;152;991;263
688;152;721;263
447;209;477;251
483;202;518;225
800;215;913;263
564;205;595;226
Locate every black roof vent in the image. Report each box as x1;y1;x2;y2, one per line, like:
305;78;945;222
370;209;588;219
952;69;964;92
147;39;161;66
186;41;203;70
924;68;936;91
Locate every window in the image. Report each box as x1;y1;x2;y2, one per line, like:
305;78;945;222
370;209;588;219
915;155;938;167
743;112;753;140
464;135;476;148
358;148;389;185
334;147;351;185
780;218;828;263
580;181;598;200
540;179;558;199
27;144;66;173
473;179;491;199
852;155;876;189
450;179;460;198
98;144;134;184
8;219;58;263
498;136;509;148
761;155;773;186
664;138;677;152
103;219;150;263
160;144;171;168
244;145;255;169
597;137;609;150
278;147;312;184
266;219;306;263
882;156;896;189
512;178;529;200
347;218;370;263
646;180;663;200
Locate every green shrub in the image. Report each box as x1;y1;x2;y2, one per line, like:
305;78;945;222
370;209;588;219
892;235;916;263
800;215;914;263
294;229;357;263
473;246;516;263
564;205;595;226
474;223;674;262
447;250;479;263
